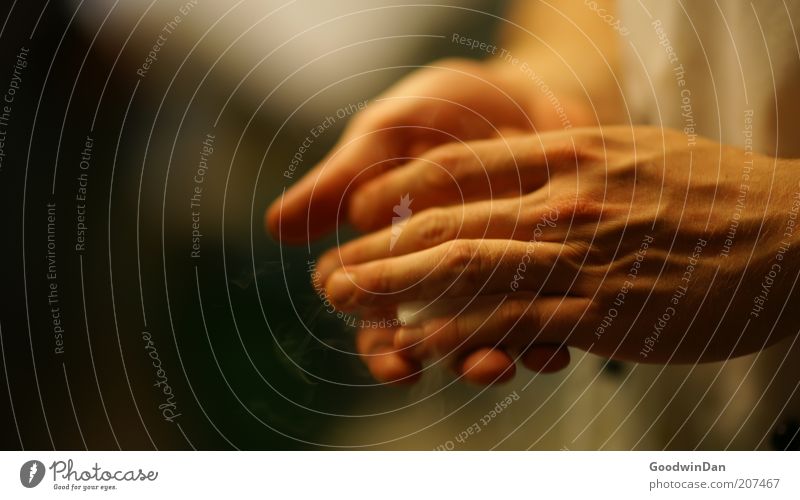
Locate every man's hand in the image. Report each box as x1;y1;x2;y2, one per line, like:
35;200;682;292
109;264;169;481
266;58;561;244
318;126;800;383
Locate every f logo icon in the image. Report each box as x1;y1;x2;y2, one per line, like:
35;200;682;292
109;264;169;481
20;460;45;488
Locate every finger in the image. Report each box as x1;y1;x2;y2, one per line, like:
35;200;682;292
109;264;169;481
316;197;564;284
324;239;578;312
393;295;593;361
456;345;569;384
355;327;421;385
348;135;575;231
266;124;404;244
520;344;571;373
458;347;516;385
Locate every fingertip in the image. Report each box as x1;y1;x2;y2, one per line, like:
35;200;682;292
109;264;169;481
265;199;282;239
266;182;336;244
521;345;570;373
394;326;423;349
459;347;516;385
368;347;422;385
324;269;357;312
314;251;339;288
266;194;308;244
393;327;429;359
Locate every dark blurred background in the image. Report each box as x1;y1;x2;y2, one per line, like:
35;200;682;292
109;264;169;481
0;0;510;450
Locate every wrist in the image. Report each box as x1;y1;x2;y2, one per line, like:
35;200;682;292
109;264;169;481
775;158;800;261
483;57;599;130
750;157;800;340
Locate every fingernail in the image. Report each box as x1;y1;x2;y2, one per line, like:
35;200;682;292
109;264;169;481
395;327;425;349
326;270;356;310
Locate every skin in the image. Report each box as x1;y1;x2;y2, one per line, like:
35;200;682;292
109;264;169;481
317;126;800;367
272;124;800;384
266;1;800;384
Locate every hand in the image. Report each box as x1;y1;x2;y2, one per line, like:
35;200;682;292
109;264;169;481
319;126;800;383
266;57;579;243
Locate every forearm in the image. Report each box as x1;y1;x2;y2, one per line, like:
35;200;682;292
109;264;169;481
486;0;625;127
756;157;800;346
696;155;800;362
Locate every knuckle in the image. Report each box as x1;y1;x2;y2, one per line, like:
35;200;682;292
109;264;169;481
519;207;558;238
550;193;603;223
454;241;492;295
421;162;453;191
413;208;456;247
571;196;602;220
425;144;468;181
572;131;608;159
442;240;480;285
560;240;591;270
498;300;534;331
348;189;379;231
